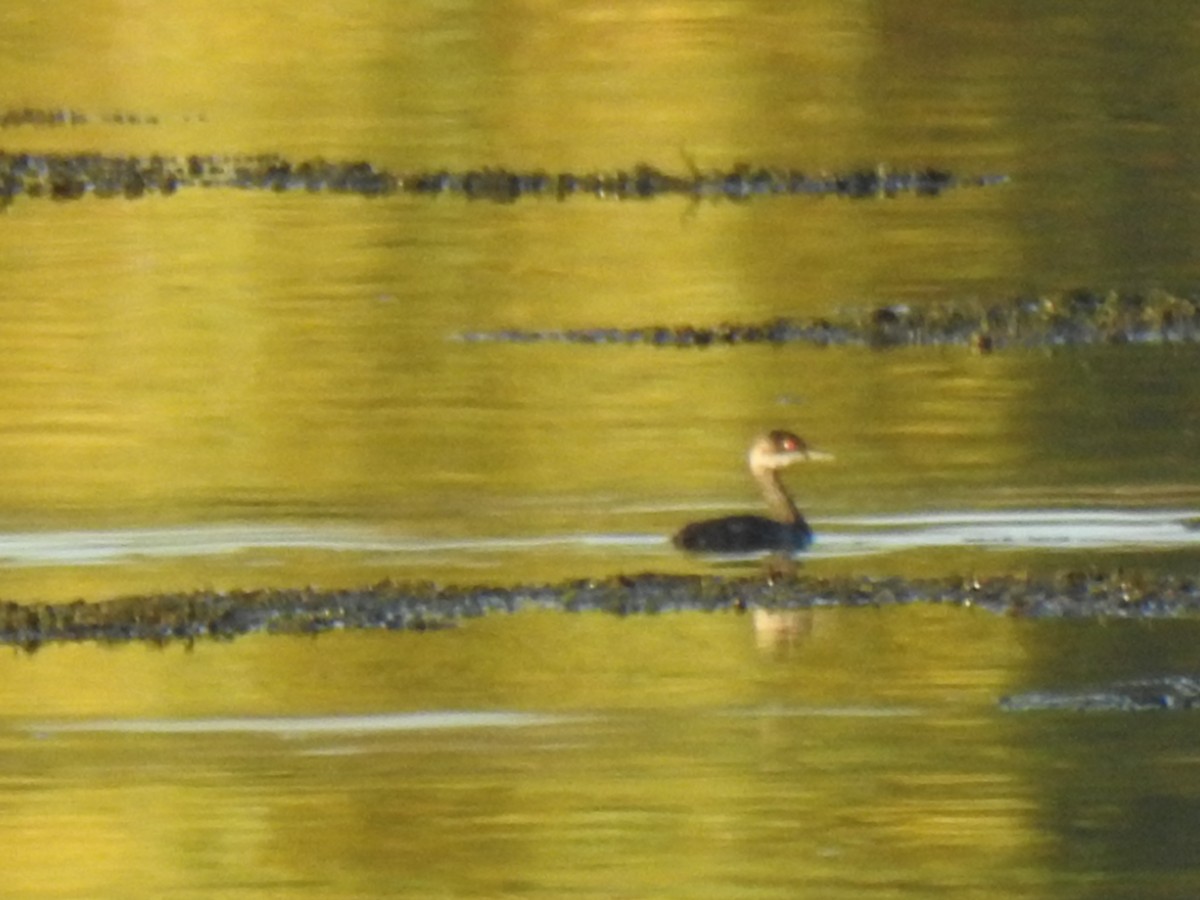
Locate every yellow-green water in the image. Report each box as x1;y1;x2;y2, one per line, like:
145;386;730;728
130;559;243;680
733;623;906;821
3;1;1200;896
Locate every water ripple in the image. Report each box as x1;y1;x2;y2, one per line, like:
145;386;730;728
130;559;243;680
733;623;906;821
0;510;1196;568
23;710;572;736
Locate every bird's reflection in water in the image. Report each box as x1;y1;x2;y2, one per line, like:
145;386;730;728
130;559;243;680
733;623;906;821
751;607;816;653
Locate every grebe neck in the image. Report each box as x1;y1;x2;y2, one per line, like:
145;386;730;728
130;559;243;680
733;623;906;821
754;466;801;524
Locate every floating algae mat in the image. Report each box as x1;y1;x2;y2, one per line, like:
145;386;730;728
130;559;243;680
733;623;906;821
4;570;1200;650
0;150;1006;205
460;289;1200;352
0;106;1007;201
1001;675;1200;713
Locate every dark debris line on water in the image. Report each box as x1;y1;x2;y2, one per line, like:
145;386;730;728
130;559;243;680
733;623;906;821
0;106;1002;203
459;289;1200;351
0;106;174;128
1000;675;1200;713
0;151;1006;205
2;570;1200;650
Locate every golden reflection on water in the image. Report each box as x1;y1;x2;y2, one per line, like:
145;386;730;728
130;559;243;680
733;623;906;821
0;608;1039;898
2;1;1200;894
0;605;1016;720
3;0;1182;598
0;200;1045;600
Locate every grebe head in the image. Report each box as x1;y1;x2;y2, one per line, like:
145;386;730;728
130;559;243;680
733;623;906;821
748;430;834;474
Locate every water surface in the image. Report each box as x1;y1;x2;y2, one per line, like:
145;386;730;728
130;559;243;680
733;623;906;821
6;610;1200;898
2;1;1200;897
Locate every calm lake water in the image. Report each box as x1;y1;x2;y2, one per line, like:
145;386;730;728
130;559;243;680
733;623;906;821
3;1;1200;897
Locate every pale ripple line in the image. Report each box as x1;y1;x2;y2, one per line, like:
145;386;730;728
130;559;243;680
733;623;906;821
827;509;1200;527
813;517;1200;556
0;509;1197;566
0;526;662;565
720;705;922;719
23;710;574;736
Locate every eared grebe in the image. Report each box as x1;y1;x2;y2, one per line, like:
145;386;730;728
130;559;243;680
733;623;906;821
673;430;832;554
